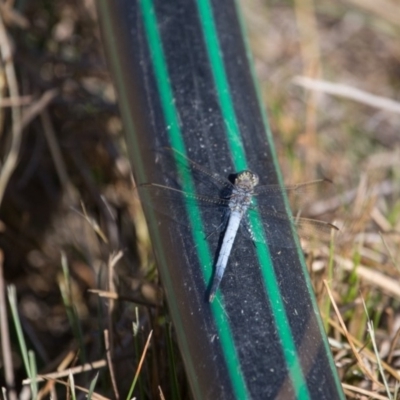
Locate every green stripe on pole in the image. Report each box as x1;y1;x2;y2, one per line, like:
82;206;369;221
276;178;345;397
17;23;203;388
139;0;250;398
233;3;345;396
195;0;247;171
195;0;311;398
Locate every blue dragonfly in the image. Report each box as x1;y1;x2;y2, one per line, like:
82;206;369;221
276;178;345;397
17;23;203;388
139;148;337;302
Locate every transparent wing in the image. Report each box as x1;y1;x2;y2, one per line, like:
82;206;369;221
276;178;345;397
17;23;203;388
295;216;338;242
152;147;233;197
254;179;334;215
138;185;231;234
245;207;338;248
139;149;337;245
254;179;331;195
137;148;235;231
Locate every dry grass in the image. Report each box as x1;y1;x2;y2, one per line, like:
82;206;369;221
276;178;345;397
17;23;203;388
0;0;399;399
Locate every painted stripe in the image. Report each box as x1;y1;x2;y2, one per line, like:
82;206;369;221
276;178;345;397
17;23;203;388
135;4;202;398
95;2;205;397
139;0;249;398
233;1;344;397
195;0;247;171
195;0;311;398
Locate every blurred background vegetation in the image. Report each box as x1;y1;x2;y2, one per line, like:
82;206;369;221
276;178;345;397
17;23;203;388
0;0;399;399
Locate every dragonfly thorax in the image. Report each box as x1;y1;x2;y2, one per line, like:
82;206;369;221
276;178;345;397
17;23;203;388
229;170;259;214
234;170;259;190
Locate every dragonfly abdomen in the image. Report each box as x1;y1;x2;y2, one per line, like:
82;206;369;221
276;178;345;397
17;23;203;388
209;210;243;302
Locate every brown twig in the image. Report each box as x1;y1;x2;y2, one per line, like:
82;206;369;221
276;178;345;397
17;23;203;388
0;9;21;207
36;377;109;400
106;249;123;383
293;76;400;114
0;95;32;107
327;316;400;382
0;84;58;206
40;108;76;203
323;280;383;386
342;382;391;400
104;329;119;400
0;2;29;29
22;359;107;385
158;385;166;400
133;330;153;391
88;288;159;307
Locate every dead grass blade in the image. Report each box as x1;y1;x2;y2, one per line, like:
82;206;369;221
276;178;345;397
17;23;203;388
104;329;119;400
23;359;107;385
327;316;400;382
126;330;153;399
41;377;110;400
0;9;21;207
323;280;383;386
342;382;391;400
293;76;400;114
362;298;393;399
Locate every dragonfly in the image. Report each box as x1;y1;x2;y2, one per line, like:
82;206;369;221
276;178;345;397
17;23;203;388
139;148;338;302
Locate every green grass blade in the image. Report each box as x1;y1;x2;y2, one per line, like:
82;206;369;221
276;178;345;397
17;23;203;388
87;372;99;400
69;370;77;400
7;285;37;396
28;350;38;398
59;252;87;363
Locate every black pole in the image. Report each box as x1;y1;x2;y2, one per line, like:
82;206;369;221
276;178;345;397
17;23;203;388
97;1;344;399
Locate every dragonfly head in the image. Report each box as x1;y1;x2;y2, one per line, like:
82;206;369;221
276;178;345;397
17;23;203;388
235;171;259;190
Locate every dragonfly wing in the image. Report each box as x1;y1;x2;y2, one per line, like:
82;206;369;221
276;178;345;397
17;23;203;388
137;183;231;233
239;216;267;245
294;216;338;243
137;148;235;233
246;208;296;248
153;147;233;198
254;179;329;195
254;179;334;215
246;208;337;249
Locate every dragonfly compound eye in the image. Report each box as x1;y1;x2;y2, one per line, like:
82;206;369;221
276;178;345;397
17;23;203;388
236;171;259;189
